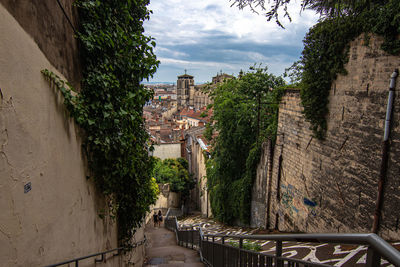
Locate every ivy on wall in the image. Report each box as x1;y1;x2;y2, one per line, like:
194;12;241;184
42;0;159;247
299;0;400;139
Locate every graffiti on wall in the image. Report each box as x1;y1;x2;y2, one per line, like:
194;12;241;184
280;183;318;217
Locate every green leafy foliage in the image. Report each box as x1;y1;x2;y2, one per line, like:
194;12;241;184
300;16;362;139
152;157;195;198
206;67;285;224
42;0;159;247
200;111;208;118
228;241;262;252
299;0;400;139
231;0;388;28
203;122;214;142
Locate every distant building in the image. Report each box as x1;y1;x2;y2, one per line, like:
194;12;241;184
212;72;234;84
177;71;233;109
175;106;212;129
177;73;194;107
184;127;212;217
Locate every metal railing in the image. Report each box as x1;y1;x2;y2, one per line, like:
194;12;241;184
44;238;146;267
164;209;400;267
165;207;183;218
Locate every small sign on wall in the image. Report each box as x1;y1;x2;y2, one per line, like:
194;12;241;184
24;182;31;193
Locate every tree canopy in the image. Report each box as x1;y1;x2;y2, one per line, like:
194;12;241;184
231;0;388;27
152;157;194;197
206;66;285;224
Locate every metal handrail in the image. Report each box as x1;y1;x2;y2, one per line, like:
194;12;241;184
164;214;400;266
202;232;400;265
44;237;146;267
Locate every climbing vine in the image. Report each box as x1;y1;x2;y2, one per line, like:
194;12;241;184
42;0;159;247
206;67;285;224
298;0;400;139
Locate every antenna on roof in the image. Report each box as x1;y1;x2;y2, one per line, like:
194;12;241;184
185;69;187;75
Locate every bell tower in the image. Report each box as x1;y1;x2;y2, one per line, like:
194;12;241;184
177;71;194;108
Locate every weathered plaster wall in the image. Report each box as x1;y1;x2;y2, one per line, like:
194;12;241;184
187;134;212;218
257;35;400;240
146;184;180;225
154;184;181;210
0;5;145;266
0;0;81;86
153;143;182;160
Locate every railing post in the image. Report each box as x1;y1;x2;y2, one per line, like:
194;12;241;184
186;231;189;248
222;236;225;267
191;230;194;249
239;238;243;267
366;246;381;267
75;260;79;267
95;253;104;263
276;240;283;267
199;231;202;250
212;236;215;266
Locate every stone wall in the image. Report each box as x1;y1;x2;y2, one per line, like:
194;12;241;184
250;141;272;228
0;0;81;87
252;35;400;240
154;184;181;210
0;4;145;266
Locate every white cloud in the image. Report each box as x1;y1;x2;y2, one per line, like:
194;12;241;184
144;0;319;81
155;47;189;58
146;0;317;44
158;57;238;70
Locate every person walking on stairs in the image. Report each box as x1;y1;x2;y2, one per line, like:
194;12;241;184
158;210;163;227
153;211;158;227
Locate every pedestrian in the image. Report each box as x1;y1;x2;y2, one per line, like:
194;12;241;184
158;210;163;227
153;211;158;227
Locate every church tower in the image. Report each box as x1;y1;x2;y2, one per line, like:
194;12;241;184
177;70;194;108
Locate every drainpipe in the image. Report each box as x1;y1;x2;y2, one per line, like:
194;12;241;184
372;69;399;234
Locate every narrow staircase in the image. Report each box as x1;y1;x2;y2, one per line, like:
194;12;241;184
144;222;204;267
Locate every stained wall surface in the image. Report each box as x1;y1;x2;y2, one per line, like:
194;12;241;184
0;0;81;86
254;35;400;240
0;4;145;266
153;184;181;210
250;141;272;228
185;132;212;218
193;138;212;218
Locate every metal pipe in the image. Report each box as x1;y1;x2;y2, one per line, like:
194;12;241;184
56;0;76;33
372;69;399;234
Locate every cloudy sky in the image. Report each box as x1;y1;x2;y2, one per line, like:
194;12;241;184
144;0;319;84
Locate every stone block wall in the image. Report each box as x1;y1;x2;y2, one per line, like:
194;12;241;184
251;141;271;228
252;34;400;240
